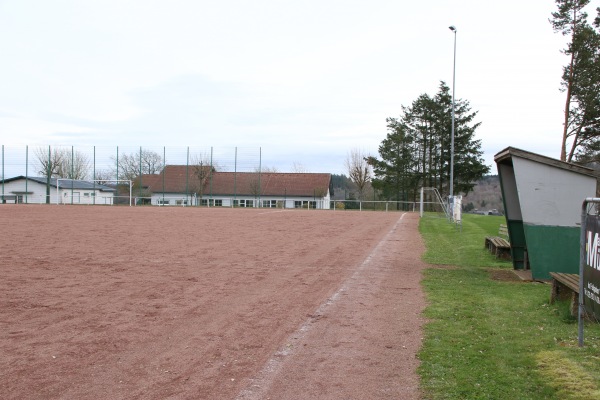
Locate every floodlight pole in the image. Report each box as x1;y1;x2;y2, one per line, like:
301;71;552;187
449;25;457;199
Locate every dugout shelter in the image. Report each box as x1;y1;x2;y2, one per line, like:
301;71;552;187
495;147;598;280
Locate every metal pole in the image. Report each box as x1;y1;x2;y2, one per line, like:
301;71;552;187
234;147;237;205
162;146;165;206
185;147;189;206
25;145;28;203
93;146;96;205
210;147;214;204
116;146;119;183
71;146;74;204
47;145;51;204
420;187;424;217
1;145;4;202
258;147;262;207
449;25;457;199
139;147;143;201
579;199;587;347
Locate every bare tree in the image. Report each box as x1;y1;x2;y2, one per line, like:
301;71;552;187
59;150;90;180
191;154;216;201
345;148;372;200
248;174;261;198
34;147;65;178
290;161;308;173
94;169;115;184
34;147;90;179
112;149;164;182
258;166;279;173
34;147;91;203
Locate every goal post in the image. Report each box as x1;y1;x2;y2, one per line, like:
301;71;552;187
56;179;133;206
419;187;450;218
419;187;462;225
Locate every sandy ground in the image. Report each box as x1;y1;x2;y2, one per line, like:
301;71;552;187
0;205;427;399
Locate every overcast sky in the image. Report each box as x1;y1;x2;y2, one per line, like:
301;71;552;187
0;0;579;175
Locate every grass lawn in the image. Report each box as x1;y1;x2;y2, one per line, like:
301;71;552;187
418;213;600;400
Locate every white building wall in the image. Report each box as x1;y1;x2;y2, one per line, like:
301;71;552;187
149;191;331;209
2;180;51;203
1;179;114;204
58;189;114;205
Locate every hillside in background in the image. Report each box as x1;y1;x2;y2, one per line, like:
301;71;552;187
461;175;503;214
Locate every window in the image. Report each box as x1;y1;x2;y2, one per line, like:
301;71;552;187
176;199;188;206
262;200;277;208
234;199;254;208
157;199;169;205
201;199;222;206
292;200;317;209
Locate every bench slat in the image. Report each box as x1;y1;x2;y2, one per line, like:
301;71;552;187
550;273;579;293
498;224;508;237
484;225;511;259
549;273;580;316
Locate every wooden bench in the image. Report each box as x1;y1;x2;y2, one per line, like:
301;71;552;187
549;272;580;316
484;224;511;259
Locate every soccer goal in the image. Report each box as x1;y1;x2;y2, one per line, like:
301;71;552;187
419;187;462;225
56;179;132;206
419;187;450;219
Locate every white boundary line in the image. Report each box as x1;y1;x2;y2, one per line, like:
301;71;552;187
256;209;288;215
236;212;407;399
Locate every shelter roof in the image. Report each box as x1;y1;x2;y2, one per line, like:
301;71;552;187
494;147;598;178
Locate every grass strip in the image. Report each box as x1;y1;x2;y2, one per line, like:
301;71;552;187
418;213;600;399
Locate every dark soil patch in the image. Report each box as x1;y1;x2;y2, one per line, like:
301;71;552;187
488;268;522;282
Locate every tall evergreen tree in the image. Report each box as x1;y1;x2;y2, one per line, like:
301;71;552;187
368;119;419;205
436;83;489;194
369;82;489;202
550;0;600;162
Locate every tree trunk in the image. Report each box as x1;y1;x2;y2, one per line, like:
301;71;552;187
561;8;579;162
561;50;575;162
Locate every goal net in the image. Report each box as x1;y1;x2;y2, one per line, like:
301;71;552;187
419;187;449;218
419;187;462;225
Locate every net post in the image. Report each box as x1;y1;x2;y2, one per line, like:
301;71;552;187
420;187;424;217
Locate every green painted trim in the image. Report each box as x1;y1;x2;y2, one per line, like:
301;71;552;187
507;219;526;270
524;224;579;280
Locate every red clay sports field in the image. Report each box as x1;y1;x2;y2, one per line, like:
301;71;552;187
1;205;427;399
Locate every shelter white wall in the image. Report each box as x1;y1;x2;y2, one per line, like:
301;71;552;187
513;157;597;227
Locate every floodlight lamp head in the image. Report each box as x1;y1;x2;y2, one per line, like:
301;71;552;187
449;25;456;32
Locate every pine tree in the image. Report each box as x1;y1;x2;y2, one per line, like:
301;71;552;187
550;0;600;162
369;82;489;202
